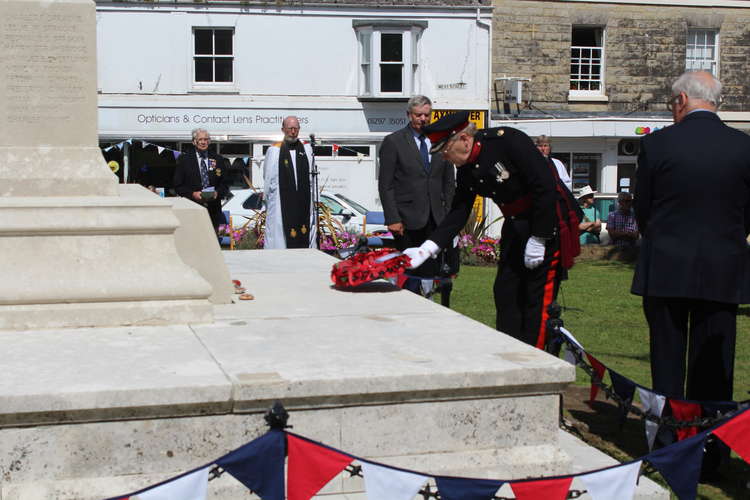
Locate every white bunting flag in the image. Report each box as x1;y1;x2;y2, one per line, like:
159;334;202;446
560;327;583;365
579;460;641;500
361;461;427;500
140;140;147;148
157;146;165;155
133;466;209;500
638;388;666;450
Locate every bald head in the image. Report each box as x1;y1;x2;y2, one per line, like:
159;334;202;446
281;116;300;143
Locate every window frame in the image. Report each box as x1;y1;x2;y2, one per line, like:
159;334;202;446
191;27;237;92
353;20;427;99
569;26;606;99
686;28;719;76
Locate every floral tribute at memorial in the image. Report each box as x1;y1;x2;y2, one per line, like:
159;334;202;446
330;248;411;288
105;398;750;500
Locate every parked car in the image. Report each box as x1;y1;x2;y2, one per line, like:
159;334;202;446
222;189;389;234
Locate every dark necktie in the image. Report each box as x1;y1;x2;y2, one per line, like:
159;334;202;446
199;152;210;189
419;135;430;173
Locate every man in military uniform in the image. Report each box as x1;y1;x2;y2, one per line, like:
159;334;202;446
404;111;561;348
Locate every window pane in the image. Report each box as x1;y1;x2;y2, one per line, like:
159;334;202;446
381;33;403;62
195;30;213;55
380;64;402;92
215;58;233;82
215;30;233;55
195;57;213;81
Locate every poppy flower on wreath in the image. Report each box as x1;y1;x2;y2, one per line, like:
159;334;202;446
331;249;411;288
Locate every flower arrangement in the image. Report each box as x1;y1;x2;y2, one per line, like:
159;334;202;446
458;234;501;265
218;224;248;244
320;231;359;252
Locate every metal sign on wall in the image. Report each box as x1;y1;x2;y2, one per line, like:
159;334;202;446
431;110;487;129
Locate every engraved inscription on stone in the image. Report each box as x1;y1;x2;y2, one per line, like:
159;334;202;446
1;12;91;128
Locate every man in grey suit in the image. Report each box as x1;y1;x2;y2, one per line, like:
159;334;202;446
378;95;455;281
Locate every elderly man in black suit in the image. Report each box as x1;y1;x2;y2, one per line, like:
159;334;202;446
632;71;750;475
173;128;231;232
378;95;455;283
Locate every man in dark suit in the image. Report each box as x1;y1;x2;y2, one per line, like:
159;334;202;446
632;71;750;475
173;128;231;232
378;95;455;281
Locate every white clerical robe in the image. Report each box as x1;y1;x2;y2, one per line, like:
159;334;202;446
262;142;317;249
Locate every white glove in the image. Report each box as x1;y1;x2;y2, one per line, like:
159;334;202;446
523;236;547;269
403;240;440;269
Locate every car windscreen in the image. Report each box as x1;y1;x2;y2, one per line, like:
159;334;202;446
335;193;369;214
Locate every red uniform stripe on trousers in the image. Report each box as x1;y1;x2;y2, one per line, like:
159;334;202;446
535;250;560;350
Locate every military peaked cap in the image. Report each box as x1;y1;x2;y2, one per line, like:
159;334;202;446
423;110;471;153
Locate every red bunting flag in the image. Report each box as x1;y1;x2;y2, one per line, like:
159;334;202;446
510;476;573;500
713;408;750;463
668;399;701;441
332;144;340;153
586;354;606;403
287;434;352;500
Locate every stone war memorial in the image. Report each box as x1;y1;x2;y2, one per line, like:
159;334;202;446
0;0;667;498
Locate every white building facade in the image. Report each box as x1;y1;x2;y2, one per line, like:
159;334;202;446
95;0;492;209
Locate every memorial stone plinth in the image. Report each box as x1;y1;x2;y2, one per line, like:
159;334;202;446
0;0;214;329
0;250;666;499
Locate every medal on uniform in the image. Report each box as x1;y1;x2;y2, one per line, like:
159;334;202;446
301;225;307;234
290;228;297;238
494;161;510;183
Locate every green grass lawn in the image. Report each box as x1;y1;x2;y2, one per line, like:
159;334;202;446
451;260;750;399
450;260;750;500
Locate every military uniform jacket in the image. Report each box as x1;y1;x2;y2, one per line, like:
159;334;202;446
631;111;750;303
430;127;557;250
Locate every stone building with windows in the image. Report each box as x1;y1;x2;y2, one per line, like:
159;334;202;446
95;0;491;209
490;0;750;195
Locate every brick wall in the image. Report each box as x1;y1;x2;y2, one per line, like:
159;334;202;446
493;0;750;112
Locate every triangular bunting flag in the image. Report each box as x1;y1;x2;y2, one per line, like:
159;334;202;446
104;146;113;152
713;407;750;463
115;142;124;150
668;399;702;441
435;476;503;500
133;466;209;500
215;430;285;500
126;139;133;145
173;150;182;160
610;370;636;427
579;461;641;500
559;327;582;366
647;430;708;500
638;388;666;450
140;140;147;147
243;157;250;165
510;477;572;500
360;461;428;500
559;327;583;348
586;353;606;402
287;434;352;500
157;146;165;155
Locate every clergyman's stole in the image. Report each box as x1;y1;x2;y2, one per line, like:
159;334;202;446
278;140;311;248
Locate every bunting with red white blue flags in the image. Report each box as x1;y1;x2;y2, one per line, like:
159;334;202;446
104;404;750;500
637;388;667;451
586;353;606;402
668;399;702;441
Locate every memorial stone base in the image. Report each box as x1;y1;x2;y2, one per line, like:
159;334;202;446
0;250;667;499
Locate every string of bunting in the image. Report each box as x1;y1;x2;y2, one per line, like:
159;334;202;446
104;400;750;500
552;326;748;447
100;140;364;163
